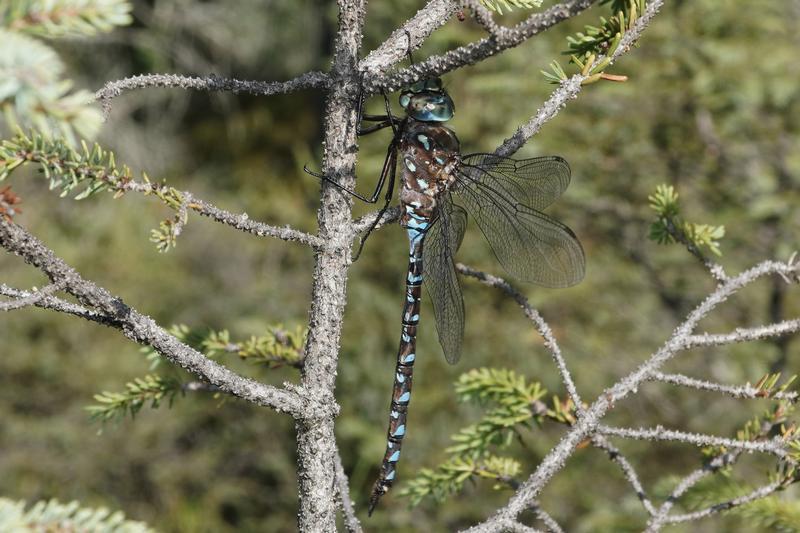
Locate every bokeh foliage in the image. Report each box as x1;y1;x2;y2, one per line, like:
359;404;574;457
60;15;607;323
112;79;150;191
0;0;798;531
0;0;132;144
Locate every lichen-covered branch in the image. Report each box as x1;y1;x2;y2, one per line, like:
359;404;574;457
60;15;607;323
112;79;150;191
0;283;110;323
95;71;330;116
359;0;458;73
462;259;799;532
650;371;799;402
365;0;599;94
0;280;64;311
334;448;363;533
597;425;792;458
456;263;586;414
495;0;665;157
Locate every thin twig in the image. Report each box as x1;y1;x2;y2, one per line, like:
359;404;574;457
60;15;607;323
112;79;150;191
334;448;363;533
591;435;657;516
352;205;402;234
496;0;665;157
116;183;323;249
456;263;586;416
650;372;799;402
531;504;565;533
0;283;107;322
660;479;785;525
663;218;728;282
461;259;799;532
0;218;306;418
685;320;800;349
645;450;740;531
360;0;458;73
598;425;790;458
365;0;599;94
95;71;329;117
0;280;65;311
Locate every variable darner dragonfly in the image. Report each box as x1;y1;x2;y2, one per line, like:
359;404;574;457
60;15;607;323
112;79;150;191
310;77;585;514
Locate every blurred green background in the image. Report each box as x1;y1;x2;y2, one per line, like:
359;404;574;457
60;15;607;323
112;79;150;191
1;0;799;531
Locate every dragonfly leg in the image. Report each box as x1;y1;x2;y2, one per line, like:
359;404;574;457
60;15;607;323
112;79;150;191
303;138;397;204
353;147;397;260
359;120;394;135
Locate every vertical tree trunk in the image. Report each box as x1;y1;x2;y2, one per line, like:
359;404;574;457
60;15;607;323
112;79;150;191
295;1;365;531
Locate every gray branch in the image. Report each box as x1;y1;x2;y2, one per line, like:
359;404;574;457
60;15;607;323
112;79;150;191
645;450;740;531
650;371;799;402
598;424;790;458
0;218;305;418
360;0;458;73
292;1;366;530
461;259;799;532
364;0;599;94
456;263;586;415
0;283;107;322
496;0;665;157
0;280;65;311
659;479;785;526
334;448;363;533
95;71;329;116
591;435;656;516
120;180;322;249
685;320;800;349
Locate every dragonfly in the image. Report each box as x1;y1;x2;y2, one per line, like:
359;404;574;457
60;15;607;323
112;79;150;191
308;76;585;514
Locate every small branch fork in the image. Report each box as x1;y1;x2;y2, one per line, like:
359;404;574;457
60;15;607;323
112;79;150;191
456;256;800;532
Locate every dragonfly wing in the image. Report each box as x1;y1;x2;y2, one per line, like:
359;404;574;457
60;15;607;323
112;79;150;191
454;165;585;288
423;197;467;365
459;154;571;211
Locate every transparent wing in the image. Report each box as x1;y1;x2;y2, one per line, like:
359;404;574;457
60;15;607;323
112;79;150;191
453;161;585;288
459;154;571;212
423;197;467;365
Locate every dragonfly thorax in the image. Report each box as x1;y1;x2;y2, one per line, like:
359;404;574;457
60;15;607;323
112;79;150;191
398;121;460;229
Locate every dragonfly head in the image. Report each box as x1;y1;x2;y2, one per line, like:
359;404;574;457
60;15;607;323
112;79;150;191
399;77;454;122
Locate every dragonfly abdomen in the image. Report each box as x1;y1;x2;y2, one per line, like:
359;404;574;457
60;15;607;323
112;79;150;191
368;223;428;515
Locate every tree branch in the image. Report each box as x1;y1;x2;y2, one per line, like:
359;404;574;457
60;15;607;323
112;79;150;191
0;280;65;311
293;0;367;530
597;425;791;458
685;320;800;349
649;372;799;402
456;263;586;415
495;0;665;157
0;283;107;322
660;479;785;526
334;448;363;533
0;218;305;418
364;0;599;94
591;435;657;516
360;0;458;73
95;71;329;117
461;259;799;532
645;450;740;531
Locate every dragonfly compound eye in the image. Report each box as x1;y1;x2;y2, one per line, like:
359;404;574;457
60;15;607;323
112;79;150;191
406;93;454;122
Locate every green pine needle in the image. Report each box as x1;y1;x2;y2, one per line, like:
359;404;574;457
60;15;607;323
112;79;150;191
86;374;182;422
2;0;133;37
0;497;155;532
478;0;543;15
141;323;307;370
648;183;726;256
